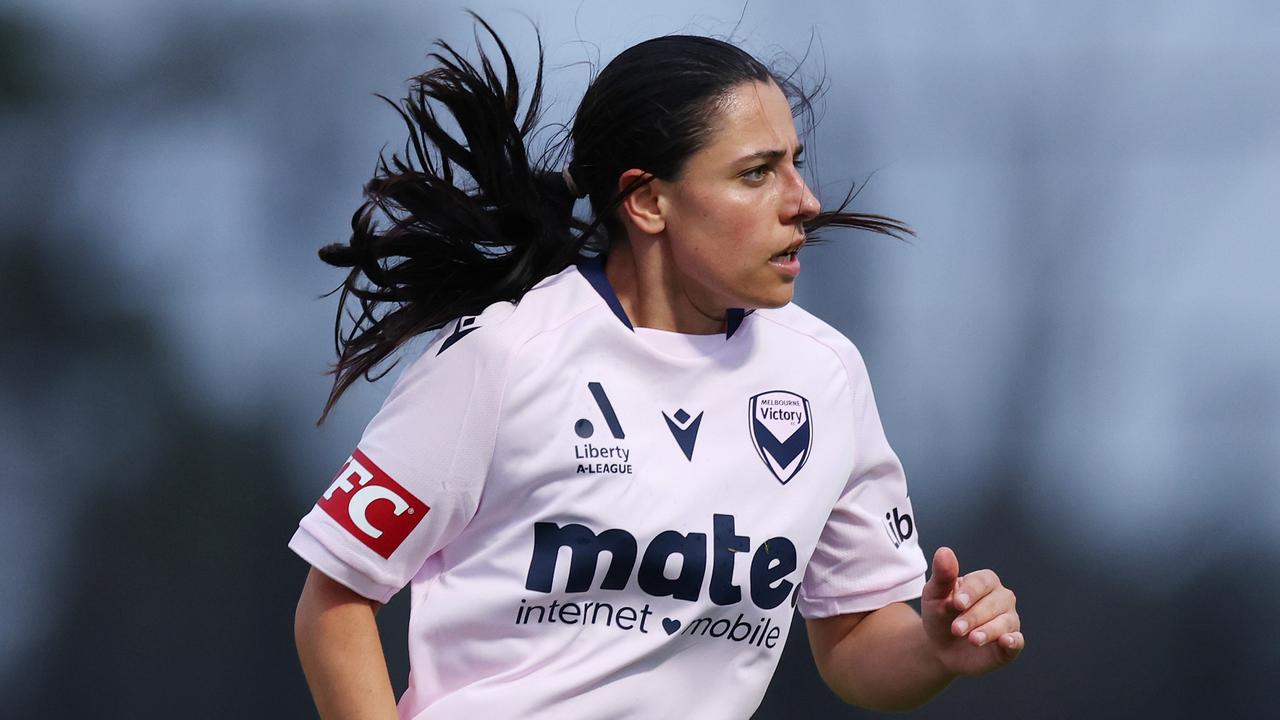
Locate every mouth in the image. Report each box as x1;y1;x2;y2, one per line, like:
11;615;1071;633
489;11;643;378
768;238;804;276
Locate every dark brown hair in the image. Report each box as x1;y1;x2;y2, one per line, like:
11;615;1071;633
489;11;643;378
317;15;910;422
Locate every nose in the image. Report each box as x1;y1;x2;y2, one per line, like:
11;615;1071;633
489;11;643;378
784;167;821;223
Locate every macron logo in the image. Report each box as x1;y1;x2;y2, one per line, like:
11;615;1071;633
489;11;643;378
437;316;480;355
662;408;703;461
317;450;428;558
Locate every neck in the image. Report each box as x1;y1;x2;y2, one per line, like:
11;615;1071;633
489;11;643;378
604;240;726;335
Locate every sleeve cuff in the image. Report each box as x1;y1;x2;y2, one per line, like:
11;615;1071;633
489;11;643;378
796;572;926;619
288;525;400;604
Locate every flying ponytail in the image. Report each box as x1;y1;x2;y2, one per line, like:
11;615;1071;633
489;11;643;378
317;15;588;423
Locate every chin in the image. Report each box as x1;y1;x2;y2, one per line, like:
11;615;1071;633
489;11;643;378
745;285;795;310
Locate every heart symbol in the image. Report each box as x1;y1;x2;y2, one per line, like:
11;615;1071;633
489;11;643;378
662;618;681;635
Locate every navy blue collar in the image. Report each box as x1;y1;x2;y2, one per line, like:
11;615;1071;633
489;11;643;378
577;255;746;339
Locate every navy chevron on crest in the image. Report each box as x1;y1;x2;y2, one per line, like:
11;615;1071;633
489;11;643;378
748;391;812;484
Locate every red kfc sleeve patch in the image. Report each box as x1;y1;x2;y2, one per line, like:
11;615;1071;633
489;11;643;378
316;449;429;558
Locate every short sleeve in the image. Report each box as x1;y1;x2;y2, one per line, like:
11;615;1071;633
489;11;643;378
288;307;513;603
797;346;927;619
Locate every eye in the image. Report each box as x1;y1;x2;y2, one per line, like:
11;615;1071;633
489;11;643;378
741;165;770;183
793;157;806;170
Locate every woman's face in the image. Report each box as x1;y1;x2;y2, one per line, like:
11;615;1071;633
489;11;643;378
657;80;821;312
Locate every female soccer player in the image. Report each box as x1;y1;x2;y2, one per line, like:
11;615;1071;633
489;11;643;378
291;18;1023;719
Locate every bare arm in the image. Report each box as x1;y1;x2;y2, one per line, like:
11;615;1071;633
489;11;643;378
807;603;954;711
806;547;1024;712
295;567;400;720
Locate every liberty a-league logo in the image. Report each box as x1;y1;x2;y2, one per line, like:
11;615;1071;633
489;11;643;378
748;391;813;484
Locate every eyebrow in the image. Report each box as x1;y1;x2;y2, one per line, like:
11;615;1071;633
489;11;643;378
735;143;805;164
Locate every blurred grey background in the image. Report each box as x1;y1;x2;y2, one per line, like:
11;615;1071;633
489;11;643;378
2;0;1276;717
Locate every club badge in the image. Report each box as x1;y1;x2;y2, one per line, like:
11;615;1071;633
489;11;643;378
748;391;812;484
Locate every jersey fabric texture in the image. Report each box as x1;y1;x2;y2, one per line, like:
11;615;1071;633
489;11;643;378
289;258;926;719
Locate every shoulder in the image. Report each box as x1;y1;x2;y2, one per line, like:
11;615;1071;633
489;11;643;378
365;264;605;444
750;303;872;384
399;264;604;380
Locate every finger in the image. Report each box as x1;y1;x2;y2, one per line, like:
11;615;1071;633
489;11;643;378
953;569;1001;611
922;546;960;602
953;586;1017;638
997;631;1025;660
966;611;1020;647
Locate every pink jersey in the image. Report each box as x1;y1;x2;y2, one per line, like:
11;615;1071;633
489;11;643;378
290;259;926;718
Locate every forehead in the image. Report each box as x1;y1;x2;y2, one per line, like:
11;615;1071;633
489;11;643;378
701;81;799;157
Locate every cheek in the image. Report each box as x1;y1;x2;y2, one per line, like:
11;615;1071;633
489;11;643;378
685;209;757;286
680;190;760;253
668;188;780;302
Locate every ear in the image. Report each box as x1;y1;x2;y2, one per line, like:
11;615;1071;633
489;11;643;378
617;168;666;235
